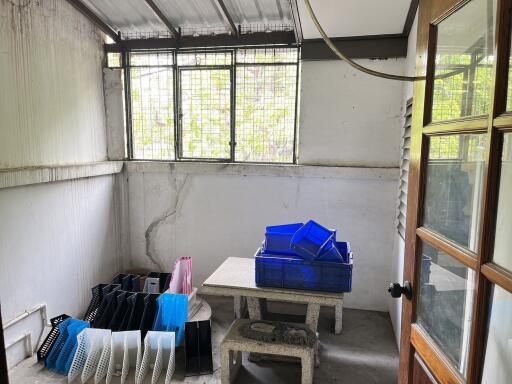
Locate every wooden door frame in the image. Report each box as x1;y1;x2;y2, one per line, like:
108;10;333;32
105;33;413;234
399;0;512;383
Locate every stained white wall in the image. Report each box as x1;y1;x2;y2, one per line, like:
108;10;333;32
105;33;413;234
299;59;405;167
0;0;121;368
0;0;107;168
389;12;419;347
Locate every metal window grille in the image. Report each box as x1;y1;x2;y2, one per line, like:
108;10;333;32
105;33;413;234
107;52;122;68
177;51;232;66
432;51;494;122
235;64;297;162
429;135;461;160
130;51;175;160
235;48;298;163
179;68;232;159
508;61;512;111
124;47;298;163
236;47;297;64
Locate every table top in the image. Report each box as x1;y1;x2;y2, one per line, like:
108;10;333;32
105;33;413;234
201;257;343;305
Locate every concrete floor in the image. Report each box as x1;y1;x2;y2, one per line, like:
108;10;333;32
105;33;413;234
9;295;398;384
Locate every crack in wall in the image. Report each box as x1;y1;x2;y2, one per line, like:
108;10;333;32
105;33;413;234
144;172;189;272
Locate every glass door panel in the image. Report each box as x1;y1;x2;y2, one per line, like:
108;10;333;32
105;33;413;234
508;25;512;111
431;0;496;122
493;133;512;271
423;134;487;251
481;285;512;384
416;241;476;377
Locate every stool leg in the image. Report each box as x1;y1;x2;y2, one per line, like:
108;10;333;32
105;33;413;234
301;350;315;384
221;347;231;384
335;302;343;334
222;348;242;384
305;303;320;332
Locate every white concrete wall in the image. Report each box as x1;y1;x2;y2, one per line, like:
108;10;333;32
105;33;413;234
126;162;398;311
0;176;122;368
0;0;121;368
299;59;405;167
389;12;419;347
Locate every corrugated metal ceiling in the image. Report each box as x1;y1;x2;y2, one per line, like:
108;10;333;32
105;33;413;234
81;0;294;38
81;0;166;37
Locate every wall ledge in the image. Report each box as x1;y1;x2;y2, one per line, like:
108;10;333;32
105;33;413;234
0;161;124;189
125;161;399;181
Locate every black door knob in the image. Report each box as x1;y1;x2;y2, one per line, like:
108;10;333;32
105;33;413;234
388;281;413;300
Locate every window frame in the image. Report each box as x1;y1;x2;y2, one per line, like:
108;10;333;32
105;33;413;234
122;46;300;164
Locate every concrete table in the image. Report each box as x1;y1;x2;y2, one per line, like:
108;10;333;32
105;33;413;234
201;257;344;334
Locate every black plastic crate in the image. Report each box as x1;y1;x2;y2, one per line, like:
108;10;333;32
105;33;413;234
112;274;141;292
36;314;70;362
108;291;129;331
92;289;124;329
121;292;146;331
83;283;121;322
147;272;171;293
185;320;213;376
139;293;159;337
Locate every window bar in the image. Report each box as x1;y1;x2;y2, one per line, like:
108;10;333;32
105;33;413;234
173;50;180;161
293;47;300;164
231;50;236;161
123;50;133;159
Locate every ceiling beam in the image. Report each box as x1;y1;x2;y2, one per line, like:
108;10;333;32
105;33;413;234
288;0;303;44
301;34;408;60
403;0;419;37
215;0;239;37
144;0;180;39
65;0;119;42
105;31;296;51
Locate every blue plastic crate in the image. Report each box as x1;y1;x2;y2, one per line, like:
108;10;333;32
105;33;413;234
255;248;352;293
290;220;335;260
264;223;303;255
317;241;351;263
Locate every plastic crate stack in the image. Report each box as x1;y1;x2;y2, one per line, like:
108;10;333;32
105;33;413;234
255;220;354;293
36;261;213;383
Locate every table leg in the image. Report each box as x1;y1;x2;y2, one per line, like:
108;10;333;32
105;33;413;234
233;296;247;319
335;301;343;334
305;303;320;333
246;297;263;320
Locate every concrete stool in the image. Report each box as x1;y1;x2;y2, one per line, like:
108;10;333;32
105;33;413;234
221;319;315;384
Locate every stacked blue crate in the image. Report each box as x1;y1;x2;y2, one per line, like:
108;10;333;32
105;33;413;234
256;220;353;293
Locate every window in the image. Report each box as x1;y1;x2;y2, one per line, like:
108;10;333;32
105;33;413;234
129;51;175;160
122;48;299;163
